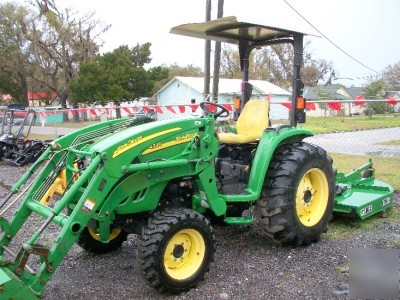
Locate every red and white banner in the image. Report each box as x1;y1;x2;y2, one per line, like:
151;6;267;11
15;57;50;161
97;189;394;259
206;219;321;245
386;96;397;106
306;103;316;110
354;95;366;106
328;102;341;111
0;99;396;119
280;102;316;110
266;92;272;102
281;103;292;110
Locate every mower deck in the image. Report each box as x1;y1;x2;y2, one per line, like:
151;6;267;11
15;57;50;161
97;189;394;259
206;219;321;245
333;161;394;219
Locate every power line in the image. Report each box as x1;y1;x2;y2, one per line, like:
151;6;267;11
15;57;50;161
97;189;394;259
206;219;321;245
283;0;379;74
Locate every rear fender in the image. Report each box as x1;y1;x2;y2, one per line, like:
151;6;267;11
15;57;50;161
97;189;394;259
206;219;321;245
246;126;313;198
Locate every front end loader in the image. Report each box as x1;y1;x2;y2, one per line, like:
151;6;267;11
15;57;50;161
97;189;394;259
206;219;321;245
0;17;394;299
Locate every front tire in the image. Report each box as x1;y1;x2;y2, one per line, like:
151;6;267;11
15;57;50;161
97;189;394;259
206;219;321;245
255;142;335;246
138;207;216;293
77;226;128;254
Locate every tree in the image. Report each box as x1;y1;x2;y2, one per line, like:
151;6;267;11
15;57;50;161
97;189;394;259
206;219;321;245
0;3;32;105
383;61;400;90
259;44;294;87
220;40;336;89
363;78;387;99
130;42;152;68
0;0;108;109
316;87;331;117
148;65;169;94
70;44;163;103
167;63;204;78
147;66;169;82
29;0;109;110
362;78;391;117
220;45;242;79
301;41;336;87
303;59;335;87
150;63;204;95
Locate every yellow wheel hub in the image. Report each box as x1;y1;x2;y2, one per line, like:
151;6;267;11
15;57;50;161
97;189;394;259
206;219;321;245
295;168;329;227
88;227;121;241
163;229;205;280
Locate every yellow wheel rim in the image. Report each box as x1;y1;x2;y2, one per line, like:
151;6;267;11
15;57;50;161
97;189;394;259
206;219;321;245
163;229;205;280
295;168;329;227
88;227;122;241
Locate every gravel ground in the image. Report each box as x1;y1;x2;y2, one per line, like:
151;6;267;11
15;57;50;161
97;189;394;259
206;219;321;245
0;164;399;300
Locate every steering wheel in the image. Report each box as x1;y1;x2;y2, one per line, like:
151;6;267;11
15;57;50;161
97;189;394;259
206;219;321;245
199;102;230;119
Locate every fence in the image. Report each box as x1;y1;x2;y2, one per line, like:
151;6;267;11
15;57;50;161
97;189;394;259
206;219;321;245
0;99;399;189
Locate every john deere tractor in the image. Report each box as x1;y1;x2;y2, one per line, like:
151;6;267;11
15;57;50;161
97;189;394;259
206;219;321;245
0;17;394;299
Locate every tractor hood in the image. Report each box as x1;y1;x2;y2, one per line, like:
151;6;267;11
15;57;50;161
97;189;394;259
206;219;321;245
88;117;207;177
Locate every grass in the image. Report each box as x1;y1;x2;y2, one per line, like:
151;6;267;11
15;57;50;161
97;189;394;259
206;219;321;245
303;114;400;134
329;152;400;190
327;217;375;240
378;139;400;146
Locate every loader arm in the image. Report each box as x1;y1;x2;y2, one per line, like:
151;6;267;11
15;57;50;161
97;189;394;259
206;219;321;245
0;117;143;298
0;114;225;298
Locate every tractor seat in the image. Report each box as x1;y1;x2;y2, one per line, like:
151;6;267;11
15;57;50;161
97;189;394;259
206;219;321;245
218;99;270;144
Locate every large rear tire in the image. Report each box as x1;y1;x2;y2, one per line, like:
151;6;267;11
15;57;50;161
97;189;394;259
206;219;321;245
77;226;128;254
138;207;216;293
255;142;335;246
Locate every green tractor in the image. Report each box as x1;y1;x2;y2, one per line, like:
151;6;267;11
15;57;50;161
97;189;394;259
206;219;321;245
0;17;394;299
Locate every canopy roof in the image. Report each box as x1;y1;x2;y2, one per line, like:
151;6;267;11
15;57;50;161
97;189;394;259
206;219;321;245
170;16;311;45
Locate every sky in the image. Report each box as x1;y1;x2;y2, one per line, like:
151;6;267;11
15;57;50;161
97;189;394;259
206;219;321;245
17;0;400;86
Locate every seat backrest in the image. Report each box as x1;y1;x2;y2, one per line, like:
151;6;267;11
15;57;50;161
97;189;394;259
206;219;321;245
236;99;270;135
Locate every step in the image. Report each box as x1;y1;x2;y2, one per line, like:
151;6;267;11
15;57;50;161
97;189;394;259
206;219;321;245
224;216;253;224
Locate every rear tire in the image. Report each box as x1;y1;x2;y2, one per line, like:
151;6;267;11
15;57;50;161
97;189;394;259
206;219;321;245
138;207;216;293
255;142;335;246
77;226;128;254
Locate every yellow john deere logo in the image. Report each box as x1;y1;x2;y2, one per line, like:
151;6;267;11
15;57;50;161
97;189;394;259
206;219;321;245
142;132;199;155
112;128;181;158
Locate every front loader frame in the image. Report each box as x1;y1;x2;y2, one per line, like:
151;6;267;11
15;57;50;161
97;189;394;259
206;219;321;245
0;117;156;298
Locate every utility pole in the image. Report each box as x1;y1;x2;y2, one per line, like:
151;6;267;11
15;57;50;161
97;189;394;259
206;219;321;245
203;0;212;100
212;0;224;103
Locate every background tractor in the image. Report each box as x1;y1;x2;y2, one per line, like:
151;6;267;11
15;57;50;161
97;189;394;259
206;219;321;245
0;17;394;299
